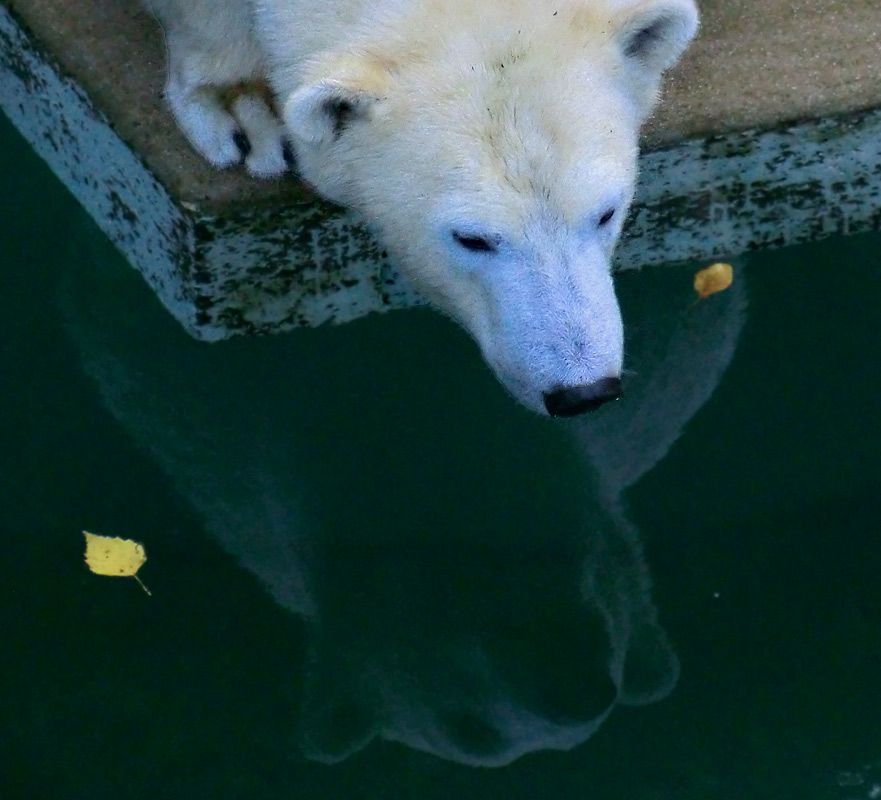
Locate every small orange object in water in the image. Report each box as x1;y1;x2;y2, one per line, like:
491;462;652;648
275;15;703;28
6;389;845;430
694;263;733;299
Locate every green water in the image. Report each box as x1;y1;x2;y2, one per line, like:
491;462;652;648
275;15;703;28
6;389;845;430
3;111;881;799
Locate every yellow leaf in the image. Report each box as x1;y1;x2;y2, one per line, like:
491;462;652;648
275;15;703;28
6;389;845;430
83;531;151;595
694;262;733;299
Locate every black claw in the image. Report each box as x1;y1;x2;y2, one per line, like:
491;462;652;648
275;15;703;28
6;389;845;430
232;130;252;158
281;139;296;170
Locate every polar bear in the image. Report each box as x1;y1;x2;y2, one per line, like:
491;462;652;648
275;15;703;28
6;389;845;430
146;0;699;416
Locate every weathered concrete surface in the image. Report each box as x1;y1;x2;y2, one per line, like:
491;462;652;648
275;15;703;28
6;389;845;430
1;0;880;339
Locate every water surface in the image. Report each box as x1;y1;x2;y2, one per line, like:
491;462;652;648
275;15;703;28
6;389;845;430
2;112;881;799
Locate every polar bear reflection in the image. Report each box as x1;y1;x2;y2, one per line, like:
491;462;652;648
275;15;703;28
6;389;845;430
63;263;745;767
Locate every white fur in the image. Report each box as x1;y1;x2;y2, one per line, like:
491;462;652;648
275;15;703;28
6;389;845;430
145;0;699;414
145;0;287;174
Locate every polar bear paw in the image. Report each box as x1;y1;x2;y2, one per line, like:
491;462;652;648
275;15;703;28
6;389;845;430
165;76;292;179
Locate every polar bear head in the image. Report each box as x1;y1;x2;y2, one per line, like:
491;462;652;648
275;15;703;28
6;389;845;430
284;0;698;416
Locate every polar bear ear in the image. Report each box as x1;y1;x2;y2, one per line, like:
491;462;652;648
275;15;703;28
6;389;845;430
615;0;699;73
298;664;379;764
284;82;379;145
283;58;389;146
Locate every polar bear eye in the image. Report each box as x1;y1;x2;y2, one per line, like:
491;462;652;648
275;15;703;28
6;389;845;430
598;208;616;226
452;231;499;254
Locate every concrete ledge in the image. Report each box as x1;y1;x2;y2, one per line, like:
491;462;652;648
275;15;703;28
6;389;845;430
2;0;880;340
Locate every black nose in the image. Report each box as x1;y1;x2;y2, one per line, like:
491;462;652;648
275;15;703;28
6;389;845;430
543;377;622;417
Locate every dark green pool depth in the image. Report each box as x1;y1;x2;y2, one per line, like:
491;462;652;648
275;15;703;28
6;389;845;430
2;111;881;800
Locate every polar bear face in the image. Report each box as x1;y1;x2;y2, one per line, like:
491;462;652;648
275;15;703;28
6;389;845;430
284;0;698;415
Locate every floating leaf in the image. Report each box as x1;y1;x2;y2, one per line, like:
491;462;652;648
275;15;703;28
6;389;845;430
694;262;733;299
83;531;151;595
